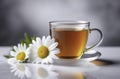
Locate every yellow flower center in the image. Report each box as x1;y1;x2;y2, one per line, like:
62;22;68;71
16;52;26;61
37;46;49;59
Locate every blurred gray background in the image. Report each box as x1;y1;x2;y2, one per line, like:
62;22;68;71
0;0;120;46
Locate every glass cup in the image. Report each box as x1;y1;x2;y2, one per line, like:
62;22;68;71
49;21;103;59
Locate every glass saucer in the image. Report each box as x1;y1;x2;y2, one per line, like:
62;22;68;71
53;50;101;65
81;50;101;61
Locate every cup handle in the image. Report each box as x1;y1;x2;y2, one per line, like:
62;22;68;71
85;28;103;51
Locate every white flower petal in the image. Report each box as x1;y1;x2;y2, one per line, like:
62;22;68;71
29;48;38;62
36;37;42;46
10;51;16;56
20;44;23;50
50;48;60;54
51;38;55;43
26;47;31;54
32;40;39;48
32;40;36;44
42;36;46;45
13;46;18;52
44;36;51;46
42;57;53;64
41;59;48;64
49;42;58;51
47;58;53;64
23;44;26;49
22;44;26;51
18;44;21;51
32;58;42;64
49;54;59;59
36;37;41;43
47;38;55;47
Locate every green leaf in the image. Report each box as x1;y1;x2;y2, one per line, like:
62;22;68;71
20;39;25;45
32;36;37;41
19;33;38;47
4;55;13;59
24;33;32;46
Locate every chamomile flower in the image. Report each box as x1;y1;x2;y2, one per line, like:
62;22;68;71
29;35;60;64
8;44;30;63
9;63;31;79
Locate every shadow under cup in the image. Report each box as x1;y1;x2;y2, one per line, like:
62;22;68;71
49;21;103;59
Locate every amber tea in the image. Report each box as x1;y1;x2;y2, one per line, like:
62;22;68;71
50;28;88;59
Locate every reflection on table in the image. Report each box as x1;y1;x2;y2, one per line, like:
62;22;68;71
7;60;99;79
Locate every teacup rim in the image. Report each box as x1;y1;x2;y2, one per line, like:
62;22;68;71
49;20;90;25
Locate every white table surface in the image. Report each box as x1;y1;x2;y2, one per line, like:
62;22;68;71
0;46;120;79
